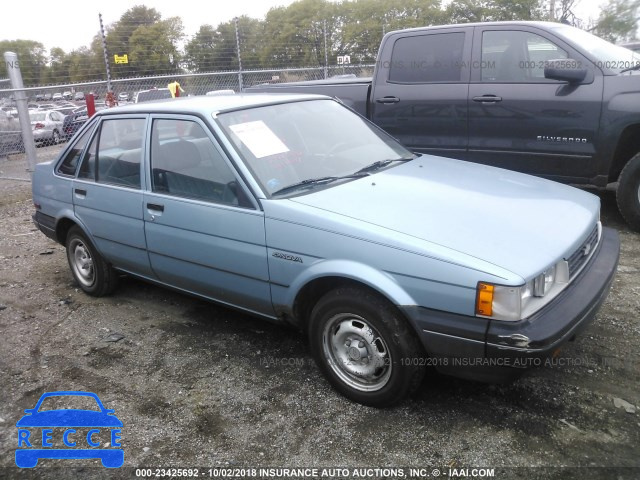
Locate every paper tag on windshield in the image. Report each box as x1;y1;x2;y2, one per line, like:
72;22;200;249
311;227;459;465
229;121;289;158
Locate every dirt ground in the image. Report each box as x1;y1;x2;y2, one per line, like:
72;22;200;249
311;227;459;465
0;146;638;480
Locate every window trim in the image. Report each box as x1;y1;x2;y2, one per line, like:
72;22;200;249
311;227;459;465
146;113;258;210
470;25;596;85
76;114;148;190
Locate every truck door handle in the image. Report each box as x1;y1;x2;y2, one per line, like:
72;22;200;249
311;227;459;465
376;96;400;104
147;203;164;212
473;95;502;103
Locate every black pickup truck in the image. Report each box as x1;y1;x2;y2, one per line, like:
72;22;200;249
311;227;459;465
249;21;640;231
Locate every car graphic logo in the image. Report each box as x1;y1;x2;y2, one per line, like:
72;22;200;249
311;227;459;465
582;242;592;257
15;391;123;468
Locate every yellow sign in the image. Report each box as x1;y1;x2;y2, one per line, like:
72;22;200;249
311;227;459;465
114;54;128;64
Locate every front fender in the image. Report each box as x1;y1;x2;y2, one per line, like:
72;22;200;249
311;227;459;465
276;259;417;315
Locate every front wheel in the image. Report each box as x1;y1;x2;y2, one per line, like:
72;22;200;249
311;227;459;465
308;286;425;407
616;152;640;232
66;226;118;296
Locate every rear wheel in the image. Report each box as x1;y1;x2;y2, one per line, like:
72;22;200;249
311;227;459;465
52;130;60;145
66;226;117;296
308;286;425;407
616;152;640;232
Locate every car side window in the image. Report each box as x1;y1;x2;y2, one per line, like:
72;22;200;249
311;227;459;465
389;32;465;83
78;118;144;188
150;119;246;207
482;30;568;82
56;126;93;176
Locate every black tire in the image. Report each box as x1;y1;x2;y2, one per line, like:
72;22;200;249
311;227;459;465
65;226;118;296
52;130;60;145
616;152;640;232
308;286;425;407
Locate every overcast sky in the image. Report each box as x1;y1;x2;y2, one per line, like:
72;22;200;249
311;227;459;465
5;0;604;53
3;0;302;52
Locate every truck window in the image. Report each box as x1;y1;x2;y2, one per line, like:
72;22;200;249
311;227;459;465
389;32;465;83
482;30;568;82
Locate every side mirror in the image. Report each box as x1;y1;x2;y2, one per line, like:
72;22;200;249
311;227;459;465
544;59;587;83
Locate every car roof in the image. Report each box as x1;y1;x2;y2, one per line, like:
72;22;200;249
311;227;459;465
387;20;576;34
98;93;329;117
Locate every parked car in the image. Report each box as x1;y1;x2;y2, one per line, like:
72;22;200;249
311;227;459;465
32;95;620;407
35;93;45;102
37;103;56;110
74;91;85;101
62;91;73;100
29;110;65;145
62;103;108;140
250;21;640;232
52;93;63;102
0;109;24;155
133;87;172;103
118;92;129;102
43;93;52;101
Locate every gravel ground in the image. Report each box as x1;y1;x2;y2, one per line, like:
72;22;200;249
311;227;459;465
0;146;639;480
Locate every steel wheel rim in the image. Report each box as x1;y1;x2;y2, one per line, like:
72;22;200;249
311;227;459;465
322;313;392;392
69;238;95;287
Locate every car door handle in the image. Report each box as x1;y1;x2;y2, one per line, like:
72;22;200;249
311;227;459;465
74;188;87;197
147;203;164;212
472;95;502;103
375;96;400;104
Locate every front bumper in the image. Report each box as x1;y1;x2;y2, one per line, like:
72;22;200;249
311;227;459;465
400;227;620;383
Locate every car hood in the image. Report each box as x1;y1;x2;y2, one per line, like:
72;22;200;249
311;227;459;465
289;155;600;281
16;410;123;427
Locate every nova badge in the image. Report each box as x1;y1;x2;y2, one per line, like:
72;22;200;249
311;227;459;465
272;252;303;263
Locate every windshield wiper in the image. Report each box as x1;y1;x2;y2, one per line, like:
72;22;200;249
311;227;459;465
271;173;369;197
352;157;414;175
620;64;640;74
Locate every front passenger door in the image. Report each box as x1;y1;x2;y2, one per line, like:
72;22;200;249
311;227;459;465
143;116;273;317
467;26;603;181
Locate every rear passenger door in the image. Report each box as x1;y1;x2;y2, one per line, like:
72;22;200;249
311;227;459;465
370;27;472;158
73;115;153;277
143;116;273;317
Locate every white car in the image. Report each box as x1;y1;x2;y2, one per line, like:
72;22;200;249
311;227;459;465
29;110;66;145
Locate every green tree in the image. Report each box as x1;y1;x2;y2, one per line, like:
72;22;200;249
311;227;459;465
445;0;545;23
129;17;184;75
0;39;47;86
591;0;640;43
106;5;162;77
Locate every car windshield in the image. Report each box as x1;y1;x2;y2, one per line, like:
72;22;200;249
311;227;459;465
550;24;640;73
37;395;101;412
216;99;414;197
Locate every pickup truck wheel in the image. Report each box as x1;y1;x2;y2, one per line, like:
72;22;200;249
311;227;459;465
66;226;118;296
616;152;640;232
308;286;425;407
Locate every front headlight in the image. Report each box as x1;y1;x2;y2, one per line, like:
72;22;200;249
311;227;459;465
476;260;569;322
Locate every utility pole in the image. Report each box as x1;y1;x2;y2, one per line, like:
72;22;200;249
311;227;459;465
324;19;328;79
99;13;112;94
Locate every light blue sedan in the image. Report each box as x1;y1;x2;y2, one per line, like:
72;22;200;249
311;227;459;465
32;94;620;406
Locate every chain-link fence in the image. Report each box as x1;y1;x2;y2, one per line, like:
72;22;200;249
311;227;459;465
0;64;374;159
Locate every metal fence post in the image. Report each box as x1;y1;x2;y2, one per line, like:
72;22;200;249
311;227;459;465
3;52;37;175
234;17;244;92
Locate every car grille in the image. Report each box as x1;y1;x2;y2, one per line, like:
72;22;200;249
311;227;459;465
566;224;599;278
